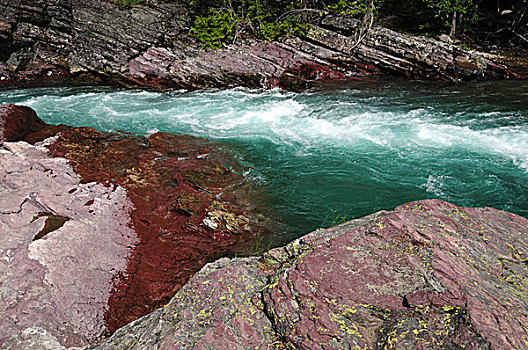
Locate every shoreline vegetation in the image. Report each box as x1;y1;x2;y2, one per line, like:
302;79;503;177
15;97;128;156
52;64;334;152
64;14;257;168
186;0;528;50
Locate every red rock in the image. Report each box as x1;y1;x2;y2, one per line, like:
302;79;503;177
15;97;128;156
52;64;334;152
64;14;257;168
0;104;46;144
0;105;268;347
42;126;263;334
91;199;528;350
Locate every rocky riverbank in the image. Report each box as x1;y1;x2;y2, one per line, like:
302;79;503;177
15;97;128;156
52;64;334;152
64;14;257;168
0;104;267;347
1;0;526;91
1;1;528;346
88;199;528;350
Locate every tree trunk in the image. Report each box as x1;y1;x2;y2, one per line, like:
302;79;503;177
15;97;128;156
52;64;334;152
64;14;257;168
450;11;458;37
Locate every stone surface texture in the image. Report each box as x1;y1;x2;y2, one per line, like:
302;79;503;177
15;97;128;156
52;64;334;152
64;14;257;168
45;127;264;335
1;0;525;89
91;199;528;350
0;139;136;347
0;104;266;348
0;104;46;144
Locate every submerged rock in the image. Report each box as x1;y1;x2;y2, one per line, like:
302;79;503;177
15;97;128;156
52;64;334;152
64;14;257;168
0;105;266;347
92;199;528;350
0;0;525;89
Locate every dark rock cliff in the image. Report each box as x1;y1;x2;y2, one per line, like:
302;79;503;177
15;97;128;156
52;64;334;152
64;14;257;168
0;0;525;90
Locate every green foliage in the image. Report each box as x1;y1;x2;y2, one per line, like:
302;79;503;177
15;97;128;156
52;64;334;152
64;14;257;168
247;231;273;256
190;0;383;49
190;0;312;49
258;19;310;41
116;0;143;8
423;0;478;19
422;0;479;34
233;231;274;257
326;0;384;16
191;9;240;49
377;0;503;38
321;207;350;227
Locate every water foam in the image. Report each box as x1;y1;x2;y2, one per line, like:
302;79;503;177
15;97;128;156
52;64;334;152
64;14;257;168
2;84;527;235
7;87;528;171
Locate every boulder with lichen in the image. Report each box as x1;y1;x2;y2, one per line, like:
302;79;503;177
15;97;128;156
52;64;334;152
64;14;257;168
90;199;528;349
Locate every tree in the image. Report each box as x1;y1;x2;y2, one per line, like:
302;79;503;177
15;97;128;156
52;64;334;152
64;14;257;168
422;0;480;37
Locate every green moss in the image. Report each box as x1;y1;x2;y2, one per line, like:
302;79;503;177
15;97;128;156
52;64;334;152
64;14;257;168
116;0;143;8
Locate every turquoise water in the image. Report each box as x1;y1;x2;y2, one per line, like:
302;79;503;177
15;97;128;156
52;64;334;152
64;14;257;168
2;80;528;243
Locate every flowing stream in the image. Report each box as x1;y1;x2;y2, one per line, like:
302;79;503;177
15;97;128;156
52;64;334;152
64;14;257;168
2;79;528;245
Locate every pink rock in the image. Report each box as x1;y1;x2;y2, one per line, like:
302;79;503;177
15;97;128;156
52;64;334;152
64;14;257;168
92;199;528;350
0;140;137;347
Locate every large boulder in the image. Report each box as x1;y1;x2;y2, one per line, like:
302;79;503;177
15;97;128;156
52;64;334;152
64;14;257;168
91;199;528;350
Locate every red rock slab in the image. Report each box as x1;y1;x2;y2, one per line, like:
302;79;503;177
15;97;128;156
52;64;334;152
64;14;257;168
263;199;528;349
41;125;262;334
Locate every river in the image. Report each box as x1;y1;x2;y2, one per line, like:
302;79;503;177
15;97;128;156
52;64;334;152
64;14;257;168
2;79;527;245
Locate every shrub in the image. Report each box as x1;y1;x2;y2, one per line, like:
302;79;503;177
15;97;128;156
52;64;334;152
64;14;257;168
191;9;241;49
116;0;143;8
190;0;379;49
190;0;312;49
422;0;479;37
327;0;384;16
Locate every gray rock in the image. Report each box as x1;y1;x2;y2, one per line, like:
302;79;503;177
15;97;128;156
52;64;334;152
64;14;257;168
0;327;78;350
0;1;521;88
